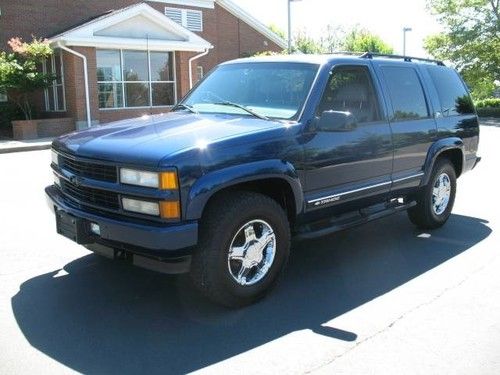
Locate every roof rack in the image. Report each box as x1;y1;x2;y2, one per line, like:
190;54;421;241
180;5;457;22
360;52;445;66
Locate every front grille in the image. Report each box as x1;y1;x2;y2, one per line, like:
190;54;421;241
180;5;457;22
61;180;120;210
59;154;117;182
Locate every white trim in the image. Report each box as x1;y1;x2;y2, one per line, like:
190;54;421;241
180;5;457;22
308;181;392;204
52;36;210;52
392;173;424;184
216;0;287;50
149;0;214;8
49;3;212;52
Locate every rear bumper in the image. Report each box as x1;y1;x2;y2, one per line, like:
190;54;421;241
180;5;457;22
45;185;198;253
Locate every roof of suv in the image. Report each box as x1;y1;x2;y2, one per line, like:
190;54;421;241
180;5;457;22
224;53;445;67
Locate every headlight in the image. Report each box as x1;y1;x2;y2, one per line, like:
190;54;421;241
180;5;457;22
53;174;61;187
122;197;160;216
120;168;178;189
51;150;59;166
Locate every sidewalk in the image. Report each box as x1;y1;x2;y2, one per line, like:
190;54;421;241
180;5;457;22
0;137;53;154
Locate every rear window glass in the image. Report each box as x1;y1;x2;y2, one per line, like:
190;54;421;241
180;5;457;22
427;66;474;116
381;66;429;121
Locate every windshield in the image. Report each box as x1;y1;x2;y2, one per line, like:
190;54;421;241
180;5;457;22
181;62;319;120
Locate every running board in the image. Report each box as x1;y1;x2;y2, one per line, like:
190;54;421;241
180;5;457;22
294;200;416;240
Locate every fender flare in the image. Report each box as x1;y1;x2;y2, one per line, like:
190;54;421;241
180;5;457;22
421;137;465;186
184;159;304;220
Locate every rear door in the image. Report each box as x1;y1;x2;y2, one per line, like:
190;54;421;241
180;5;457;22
372;61;438;190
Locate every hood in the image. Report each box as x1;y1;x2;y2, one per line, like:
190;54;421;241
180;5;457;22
53;112;284;166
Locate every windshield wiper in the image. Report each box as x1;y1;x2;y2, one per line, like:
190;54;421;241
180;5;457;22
172;103;198;114
211;101;270;121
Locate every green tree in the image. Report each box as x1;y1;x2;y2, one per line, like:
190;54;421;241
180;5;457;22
342;28;394;54
293;31;323;54
424;0;500;99
0;37;55;119
268;24;286;40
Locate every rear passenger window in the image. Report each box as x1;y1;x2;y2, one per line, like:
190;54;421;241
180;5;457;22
427;66;474;116
381;66;429;121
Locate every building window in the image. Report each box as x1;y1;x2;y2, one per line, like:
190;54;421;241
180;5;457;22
96;50;176;109
43;49;66;112
0;92;7;102
196;65;204;82
165;7;203;32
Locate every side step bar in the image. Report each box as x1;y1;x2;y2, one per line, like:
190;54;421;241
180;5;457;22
294;200;416;240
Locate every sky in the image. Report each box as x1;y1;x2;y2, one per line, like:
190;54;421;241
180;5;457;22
233;0;443;57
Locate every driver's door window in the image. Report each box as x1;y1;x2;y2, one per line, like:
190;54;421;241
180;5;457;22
318;66;381;124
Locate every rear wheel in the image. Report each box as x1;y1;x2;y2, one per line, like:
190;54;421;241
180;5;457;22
190;191;291;307
408;158;457;229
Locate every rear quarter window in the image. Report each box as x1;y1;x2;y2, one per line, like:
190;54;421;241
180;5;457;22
426;66;474;116
381;66;429;121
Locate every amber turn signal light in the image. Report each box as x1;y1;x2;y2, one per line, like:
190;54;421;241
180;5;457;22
160;171;178;190
160;201;180;219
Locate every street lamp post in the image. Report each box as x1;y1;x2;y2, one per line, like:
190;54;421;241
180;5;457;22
403;27;412;56
288;0;301;54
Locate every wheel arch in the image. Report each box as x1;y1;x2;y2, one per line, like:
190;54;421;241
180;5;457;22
422;137;465;186
185;160;304;224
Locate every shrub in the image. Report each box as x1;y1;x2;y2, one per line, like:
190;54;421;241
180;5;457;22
0;37;55;120
474;98;500;108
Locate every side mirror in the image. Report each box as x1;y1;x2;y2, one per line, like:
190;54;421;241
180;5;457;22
316;110;358;132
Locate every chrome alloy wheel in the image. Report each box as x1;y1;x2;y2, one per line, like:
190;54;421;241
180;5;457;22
432;172;451;215
227;219;276;286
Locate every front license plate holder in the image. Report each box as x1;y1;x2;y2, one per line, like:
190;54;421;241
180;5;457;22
56;210;94;244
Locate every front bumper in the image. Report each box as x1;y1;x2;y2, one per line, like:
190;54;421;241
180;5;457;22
45;185;198;254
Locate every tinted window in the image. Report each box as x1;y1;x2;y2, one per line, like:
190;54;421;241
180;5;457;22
382;66;429;121
318;66;381;123
184;62;319;120
427;66;474;116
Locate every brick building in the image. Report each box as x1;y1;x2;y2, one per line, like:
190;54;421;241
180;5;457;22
0;0;285;133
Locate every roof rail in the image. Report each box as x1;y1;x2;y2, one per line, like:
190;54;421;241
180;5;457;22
360;52;445;66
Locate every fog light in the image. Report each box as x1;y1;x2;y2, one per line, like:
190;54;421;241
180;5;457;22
90;222;100;235
122;197;160;216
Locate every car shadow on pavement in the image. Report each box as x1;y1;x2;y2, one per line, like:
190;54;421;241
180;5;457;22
11;213;491;374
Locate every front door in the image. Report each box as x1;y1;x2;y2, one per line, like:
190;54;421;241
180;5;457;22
303;64;393;214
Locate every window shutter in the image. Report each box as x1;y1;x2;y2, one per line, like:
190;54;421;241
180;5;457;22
186;10;203;32
165;8;183;25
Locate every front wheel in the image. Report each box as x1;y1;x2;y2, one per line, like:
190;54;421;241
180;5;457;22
190;191;291;307
408;158;457;229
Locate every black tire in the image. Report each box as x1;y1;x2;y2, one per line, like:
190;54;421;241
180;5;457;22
190;191;291;308
408;158;457;229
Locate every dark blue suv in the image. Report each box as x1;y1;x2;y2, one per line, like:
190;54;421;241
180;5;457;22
46;53;480;307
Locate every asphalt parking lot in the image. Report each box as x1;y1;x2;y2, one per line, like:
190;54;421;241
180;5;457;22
0;125;499;374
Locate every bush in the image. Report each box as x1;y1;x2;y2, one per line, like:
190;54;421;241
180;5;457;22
474;98;500;108
476;107;500;118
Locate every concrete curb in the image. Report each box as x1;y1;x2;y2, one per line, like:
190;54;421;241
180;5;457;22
0;139;53;154
479;117;500;127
